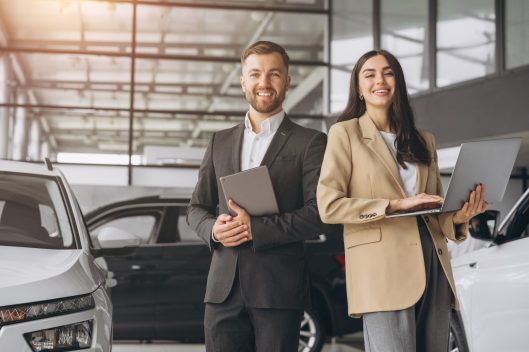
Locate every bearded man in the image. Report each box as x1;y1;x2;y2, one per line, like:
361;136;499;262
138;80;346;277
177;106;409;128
187;41;331;352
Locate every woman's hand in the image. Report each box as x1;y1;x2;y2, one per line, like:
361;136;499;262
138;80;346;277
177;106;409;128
387;193;444;214
452;184;488;225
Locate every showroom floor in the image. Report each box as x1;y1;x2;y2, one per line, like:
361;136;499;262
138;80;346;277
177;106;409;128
113;344;361;352
113;333;365;352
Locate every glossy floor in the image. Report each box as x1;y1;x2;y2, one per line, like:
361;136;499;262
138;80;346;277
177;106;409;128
113;333;365;352
113;344;362;352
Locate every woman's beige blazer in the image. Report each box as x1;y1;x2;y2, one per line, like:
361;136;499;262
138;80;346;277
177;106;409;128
317;114;467;317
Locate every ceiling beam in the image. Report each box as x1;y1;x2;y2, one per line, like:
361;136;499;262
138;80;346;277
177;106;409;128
9;39;322;54
0;46;327;66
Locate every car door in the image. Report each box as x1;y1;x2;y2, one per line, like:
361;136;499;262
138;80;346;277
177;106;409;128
457;195;529;352
89;207;165;340
154;205;211;341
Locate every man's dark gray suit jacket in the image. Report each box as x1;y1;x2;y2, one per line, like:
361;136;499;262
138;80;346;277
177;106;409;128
187;116;332;310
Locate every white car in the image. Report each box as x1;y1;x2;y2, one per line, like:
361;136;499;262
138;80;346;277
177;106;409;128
451;188;529;352
0;160;136;352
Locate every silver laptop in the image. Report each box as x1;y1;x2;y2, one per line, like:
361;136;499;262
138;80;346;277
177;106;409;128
386;138;521;218
219;166;279;217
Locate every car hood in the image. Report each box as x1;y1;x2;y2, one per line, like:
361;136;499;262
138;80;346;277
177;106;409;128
0;246;100;306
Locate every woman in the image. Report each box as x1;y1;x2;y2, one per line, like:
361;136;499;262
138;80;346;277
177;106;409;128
317;50;487;352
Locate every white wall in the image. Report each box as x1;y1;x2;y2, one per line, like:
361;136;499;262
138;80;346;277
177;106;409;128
56;163;197;211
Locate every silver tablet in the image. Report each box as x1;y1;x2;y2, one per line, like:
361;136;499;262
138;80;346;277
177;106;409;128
219;166;279;216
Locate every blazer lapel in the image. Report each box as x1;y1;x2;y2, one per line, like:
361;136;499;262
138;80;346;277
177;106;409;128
231;123;245;173
359;114;407;198
260;116;293;169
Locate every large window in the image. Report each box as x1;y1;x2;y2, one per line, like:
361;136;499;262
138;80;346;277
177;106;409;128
0;0;328;170
330;0;373;114
437;0;496;87
506;0;529;69
381;0;429;93
1;0;528;173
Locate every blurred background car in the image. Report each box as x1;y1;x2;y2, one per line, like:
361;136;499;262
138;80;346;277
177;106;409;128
0;159;124;352
450;188;529;352
85;195;361;352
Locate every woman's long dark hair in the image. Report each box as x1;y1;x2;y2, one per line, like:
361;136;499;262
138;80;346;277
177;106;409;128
338;50;431;167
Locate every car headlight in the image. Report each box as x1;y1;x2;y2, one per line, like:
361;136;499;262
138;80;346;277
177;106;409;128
0;293;94;325
24;320;93;352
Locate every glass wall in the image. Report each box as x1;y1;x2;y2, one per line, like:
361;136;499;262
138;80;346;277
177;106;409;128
506;0;529;69
1;0;528;170
330;0;373;113
132;4;326;164
0;0;328;166
437;0;496;87
0;0;133;53
381;0;429;93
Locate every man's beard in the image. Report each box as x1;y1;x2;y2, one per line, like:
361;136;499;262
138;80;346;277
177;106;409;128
244;90;285;114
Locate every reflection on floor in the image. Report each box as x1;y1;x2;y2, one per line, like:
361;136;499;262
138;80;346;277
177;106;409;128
113;332;365;352
113;343;363;352
112;332;364;352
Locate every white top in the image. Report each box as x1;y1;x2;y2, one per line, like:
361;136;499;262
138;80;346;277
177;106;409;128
240;110;284;171
379;131;417;197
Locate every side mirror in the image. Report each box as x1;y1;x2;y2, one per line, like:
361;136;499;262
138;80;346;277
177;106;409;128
468;210;500;241
97;227;141;248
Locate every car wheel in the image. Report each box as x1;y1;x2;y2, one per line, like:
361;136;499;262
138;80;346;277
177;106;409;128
448;310;469;352
299;309;325;352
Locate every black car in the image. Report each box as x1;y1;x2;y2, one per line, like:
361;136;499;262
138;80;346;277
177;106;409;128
85;195;361;352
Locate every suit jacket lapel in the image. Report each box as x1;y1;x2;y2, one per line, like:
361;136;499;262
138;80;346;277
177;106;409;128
260;116;293;169
359;114;407;198
231;123;245;173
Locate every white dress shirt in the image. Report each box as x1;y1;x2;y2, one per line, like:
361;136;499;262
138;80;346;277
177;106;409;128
379;131;417;197
240;110;285;171
212;110;284;242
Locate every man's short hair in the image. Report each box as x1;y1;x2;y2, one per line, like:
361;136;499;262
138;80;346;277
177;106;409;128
240;41;290;70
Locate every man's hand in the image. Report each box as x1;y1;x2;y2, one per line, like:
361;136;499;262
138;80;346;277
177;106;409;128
212;213;249;247
228;200;253;241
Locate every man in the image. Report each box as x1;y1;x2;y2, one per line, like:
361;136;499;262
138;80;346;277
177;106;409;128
187;41;331;352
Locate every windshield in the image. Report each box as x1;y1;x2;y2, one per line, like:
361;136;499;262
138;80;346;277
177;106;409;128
0;173;75;249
